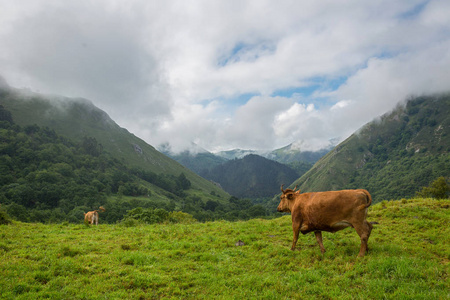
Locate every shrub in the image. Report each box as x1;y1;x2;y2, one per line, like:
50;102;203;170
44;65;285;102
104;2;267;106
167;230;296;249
0;205;12;224
167;211;197;224
121;218;140;227
122;207;170;224
416;177;449;199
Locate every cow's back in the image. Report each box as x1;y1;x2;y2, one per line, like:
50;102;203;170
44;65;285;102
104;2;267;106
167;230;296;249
305;189;370;207
298;189;371;230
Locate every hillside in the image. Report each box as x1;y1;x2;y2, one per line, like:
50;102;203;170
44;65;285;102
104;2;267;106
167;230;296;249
291;94;450;201
0;86;228;200
0;198;448;299
204;154;299;198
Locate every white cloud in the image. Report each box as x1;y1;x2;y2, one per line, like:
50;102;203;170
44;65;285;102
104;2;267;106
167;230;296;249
1;0;449;153
274;103;316;137
331;100;352;111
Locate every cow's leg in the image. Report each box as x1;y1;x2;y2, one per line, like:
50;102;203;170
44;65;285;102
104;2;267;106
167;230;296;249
354;221;372;257
365;221;373;251
314;231;326;254
291;223;300;250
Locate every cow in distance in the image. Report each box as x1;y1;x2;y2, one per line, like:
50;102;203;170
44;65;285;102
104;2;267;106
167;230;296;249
84;206;105;225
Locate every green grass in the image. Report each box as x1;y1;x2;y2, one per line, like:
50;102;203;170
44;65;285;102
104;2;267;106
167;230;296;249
1;198;448;299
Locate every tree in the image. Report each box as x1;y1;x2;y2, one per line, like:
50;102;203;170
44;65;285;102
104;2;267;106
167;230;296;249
248;205;267;218
0;105;13;123
5;203;30;222
416;177;449;199
177;173;191;190
204;200;219;212
80;136;103;157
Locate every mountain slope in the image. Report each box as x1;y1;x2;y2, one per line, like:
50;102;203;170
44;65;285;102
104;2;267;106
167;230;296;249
205;154;299;198
291;94;450;201
0;86;228;199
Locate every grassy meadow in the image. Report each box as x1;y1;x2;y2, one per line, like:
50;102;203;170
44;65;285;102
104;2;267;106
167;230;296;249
0;198;449;299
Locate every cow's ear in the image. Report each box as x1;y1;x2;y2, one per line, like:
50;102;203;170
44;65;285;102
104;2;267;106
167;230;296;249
295;189;301;194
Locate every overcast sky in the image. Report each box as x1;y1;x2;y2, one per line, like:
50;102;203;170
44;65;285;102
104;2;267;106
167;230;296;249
1;0;450;153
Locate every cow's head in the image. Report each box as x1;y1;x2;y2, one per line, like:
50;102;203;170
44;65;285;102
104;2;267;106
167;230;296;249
277;184;300;213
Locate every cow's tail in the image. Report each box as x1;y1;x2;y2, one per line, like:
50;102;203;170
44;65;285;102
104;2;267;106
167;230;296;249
359;190;372;210
94;206;105;213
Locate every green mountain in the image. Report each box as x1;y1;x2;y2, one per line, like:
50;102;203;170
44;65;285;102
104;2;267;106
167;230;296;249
290;94;450;202
0;87;227;197
205;154;299;198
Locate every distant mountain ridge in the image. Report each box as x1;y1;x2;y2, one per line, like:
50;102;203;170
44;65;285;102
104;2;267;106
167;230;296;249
215;149;264;160
214;143;333;163
162;143;331;198
162;141;332;195
290;93;450;201
204;154;299;198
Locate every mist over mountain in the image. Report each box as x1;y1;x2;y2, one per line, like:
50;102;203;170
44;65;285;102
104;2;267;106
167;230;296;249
213;142;334;163
266;143;333;164
0;75;9;89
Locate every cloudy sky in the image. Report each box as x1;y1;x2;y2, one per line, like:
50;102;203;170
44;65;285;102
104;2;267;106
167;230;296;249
1;0;450;153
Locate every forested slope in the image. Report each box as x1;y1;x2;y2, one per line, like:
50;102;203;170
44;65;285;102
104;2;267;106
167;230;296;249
0;87;227;198
291;94;450;201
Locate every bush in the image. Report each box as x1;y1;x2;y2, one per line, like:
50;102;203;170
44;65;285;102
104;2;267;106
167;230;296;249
167;211;197;224
120;218;140;227
5;203;30;222
0;205;12;224
416;177;449;199
122;207;170;224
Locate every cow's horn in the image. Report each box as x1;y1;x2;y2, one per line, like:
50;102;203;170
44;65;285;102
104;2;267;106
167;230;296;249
280;184;285;193
292;185;298;192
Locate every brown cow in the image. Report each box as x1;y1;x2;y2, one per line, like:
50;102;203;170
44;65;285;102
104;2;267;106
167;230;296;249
277;185;373;257
84;206;105;225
